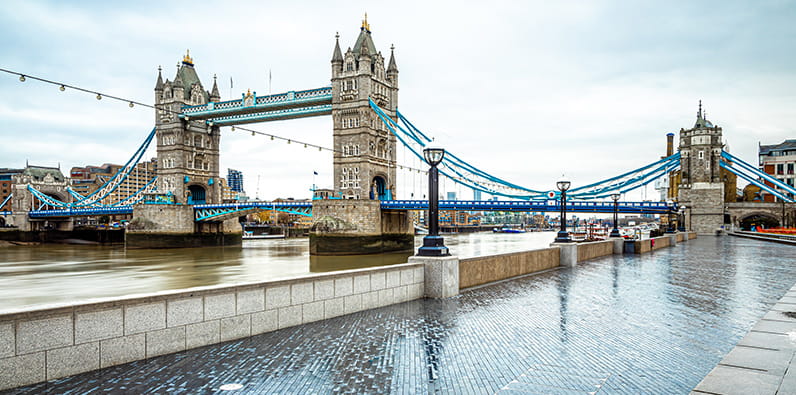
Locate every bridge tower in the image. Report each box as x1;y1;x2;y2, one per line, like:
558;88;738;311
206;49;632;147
677;101;734;234
154;51;222;205
331;15;399;200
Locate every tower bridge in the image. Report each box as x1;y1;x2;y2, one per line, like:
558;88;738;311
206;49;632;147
4;16;795;250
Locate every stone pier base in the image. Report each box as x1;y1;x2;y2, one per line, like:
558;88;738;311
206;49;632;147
551;242;578;267
409;255;460;298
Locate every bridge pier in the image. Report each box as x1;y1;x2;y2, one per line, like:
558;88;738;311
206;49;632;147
309;200;413;255
126;204;241;248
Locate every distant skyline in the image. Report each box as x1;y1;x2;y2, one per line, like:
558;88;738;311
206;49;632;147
1;1;795;200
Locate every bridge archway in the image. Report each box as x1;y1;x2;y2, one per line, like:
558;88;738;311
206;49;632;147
738;212;779;230
187;185;206;205
371;175;388;200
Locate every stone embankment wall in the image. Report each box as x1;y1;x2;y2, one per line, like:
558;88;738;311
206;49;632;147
576;240;614;262
459;248;560;289
0;263;424;391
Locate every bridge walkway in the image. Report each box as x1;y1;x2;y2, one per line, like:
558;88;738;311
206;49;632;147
9;237;796;394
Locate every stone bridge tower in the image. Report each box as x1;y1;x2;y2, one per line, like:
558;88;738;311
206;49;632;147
154;51;222;205
677;101;732;234
331;15;399;200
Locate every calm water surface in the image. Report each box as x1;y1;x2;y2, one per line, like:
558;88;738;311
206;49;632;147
0;231;556;311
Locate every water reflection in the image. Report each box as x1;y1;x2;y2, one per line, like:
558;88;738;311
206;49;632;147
310;252;412;272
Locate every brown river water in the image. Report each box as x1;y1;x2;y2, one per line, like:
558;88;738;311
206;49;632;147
0;231;557;312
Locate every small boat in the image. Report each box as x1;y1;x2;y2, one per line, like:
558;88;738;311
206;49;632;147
493;226;526;234
243;231;286;240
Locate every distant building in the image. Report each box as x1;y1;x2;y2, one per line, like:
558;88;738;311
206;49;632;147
759;139;796;202
70;159;157;205
472;189;482;201
0;168;23;211
227;168;244;193
446;191;457;201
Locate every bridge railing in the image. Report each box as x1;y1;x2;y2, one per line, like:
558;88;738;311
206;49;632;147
180;87;332;117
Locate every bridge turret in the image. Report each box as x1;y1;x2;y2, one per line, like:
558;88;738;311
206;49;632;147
331;15;399;201
153;51;221;206
677;100;737;234
209;74;220;103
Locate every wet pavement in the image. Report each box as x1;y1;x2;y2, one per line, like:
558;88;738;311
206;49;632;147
8;236;796;394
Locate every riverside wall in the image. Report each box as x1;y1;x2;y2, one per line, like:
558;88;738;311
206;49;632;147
1;231;698;390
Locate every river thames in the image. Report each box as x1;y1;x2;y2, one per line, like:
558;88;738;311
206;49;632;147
0;231;557;312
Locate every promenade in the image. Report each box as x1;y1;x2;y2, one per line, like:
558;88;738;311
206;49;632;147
7;236;796;394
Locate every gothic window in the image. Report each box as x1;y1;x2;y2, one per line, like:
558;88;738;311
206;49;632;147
698;151;704;160
343;146;349;156
346;62;354;72
194;136;203;148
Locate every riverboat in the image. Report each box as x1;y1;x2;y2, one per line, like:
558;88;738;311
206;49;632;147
493;226;526;234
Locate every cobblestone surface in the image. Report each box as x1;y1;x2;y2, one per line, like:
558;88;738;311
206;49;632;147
7;236;796;394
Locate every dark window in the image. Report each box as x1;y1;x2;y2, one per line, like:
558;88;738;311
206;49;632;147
777;164;784;174
788;163;794;175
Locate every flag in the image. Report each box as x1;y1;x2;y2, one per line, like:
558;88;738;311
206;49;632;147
313;171;318;175
229;77;233;89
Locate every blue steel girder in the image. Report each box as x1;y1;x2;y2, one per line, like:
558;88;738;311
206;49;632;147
381;200;676;214
180;87;332;126
194;202;313;222
29;206;134;218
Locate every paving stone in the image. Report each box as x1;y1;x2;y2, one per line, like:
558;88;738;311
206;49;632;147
100;334;145;368
146;327;185;358
266;285;290;309
737;331;796;351
17;315;72;354
291;282;314;305
236;288;265;314
0;352;44;391
124;302;165;335
185;321;219;349
752;319;796;335
204;293;235;320
0;322;13;358
166;297;204;327
693;365;780;395
334;277;353;297
46;342;99;380
75;309;122;344
220;315;250;342
720;346;792;376
314;279;335;301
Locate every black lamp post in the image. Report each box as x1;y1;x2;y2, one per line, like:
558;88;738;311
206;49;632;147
609;193;622;238
678;205;686;232
665;200;676;233
554;178;572;243
417;147;450;256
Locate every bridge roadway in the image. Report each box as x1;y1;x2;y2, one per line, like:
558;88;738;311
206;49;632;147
25;199;675;220
9;236;796;393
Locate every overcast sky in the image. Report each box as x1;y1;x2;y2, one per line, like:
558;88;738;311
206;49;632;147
1;1;795;201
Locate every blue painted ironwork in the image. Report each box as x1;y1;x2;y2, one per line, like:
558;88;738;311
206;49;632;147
721;150;796;199
371;99;682;201
0;193;12;210
720;161;794;203
179;87;332;126
29;206;133;218
194;201;313;222
381;200;676;214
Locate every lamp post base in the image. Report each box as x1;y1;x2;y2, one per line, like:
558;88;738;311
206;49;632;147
417;235;450;256
609;228;622;238
554;230;572;243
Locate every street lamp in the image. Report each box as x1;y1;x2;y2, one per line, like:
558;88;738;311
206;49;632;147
417;147;450;256
554;178;572;243
609;193;621;238
678;205;687;231
665;199;675;233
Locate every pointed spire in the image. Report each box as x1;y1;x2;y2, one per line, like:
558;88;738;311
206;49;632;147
210;74;220;101
332;32;343;63
387;44;398;73
361;12;370;32
155;65;164;91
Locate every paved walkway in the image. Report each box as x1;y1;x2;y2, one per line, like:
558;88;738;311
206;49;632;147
6;237;796;394
692;282;796;395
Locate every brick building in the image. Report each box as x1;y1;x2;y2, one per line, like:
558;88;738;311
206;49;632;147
759;139;796;202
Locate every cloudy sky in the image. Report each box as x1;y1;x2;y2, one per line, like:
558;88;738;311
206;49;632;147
1;1;794;201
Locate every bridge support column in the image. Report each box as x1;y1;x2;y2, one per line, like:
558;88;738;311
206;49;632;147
409;255;459;298
309;200;413;255
126;204;241;248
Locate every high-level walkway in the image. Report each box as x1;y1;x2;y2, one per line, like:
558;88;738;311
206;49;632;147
8;237;796;394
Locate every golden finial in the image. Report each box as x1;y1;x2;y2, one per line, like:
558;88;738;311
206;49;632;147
361;12;370;31
245;89;253;98
182;49;193;65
